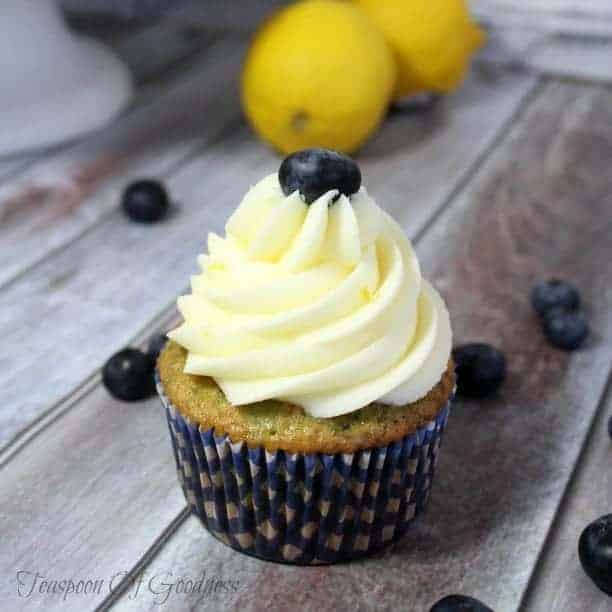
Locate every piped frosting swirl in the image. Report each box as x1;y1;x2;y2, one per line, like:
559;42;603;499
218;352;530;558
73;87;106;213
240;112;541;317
169;173;451;418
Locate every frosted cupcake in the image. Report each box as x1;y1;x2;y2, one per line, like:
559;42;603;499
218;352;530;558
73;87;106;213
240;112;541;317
157;149;454;564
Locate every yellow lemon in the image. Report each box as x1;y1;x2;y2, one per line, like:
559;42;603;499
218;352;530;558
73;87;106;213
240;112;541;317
354;0;486;100
241;0;396;155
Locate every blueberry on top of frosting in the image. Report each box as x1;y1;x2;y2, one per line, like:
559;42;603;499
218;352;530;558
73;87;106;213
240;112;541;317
279;148;361;204
168;168;452;419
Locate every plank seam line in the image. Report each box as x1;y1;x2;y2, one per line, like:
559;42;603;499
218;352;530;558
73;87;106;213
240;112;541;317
0;159;39;189
413;74;545;246
95;506;191;612
0;299;179;469
546;72;612;89
516;364;612;612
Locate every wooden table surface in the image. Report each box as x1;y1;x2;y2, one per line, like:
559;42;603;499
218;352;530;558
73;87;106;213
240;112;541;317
1;22;611;612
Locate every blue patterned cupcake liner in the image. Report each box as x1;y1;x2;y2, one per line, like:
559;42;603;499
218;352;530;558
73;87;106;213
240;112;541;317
157;378;451;565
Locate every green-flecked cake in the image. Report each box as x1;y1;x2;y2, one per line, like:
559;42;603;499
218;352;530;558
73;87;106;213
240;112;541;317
159;340;454;454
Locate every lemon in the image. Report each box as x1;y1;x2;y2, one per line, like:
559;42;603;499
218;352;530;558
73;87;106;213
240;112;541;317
354;0;486;100
241;0;396;155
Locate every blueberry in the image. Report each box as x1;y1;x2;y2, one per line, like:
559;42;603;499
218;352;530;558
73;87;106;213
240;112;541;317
578;514;612;595
452;343;506;398
278;148;361;204
147;332;168;364
121;179;169;223
530;279;580;317
542;308;589;351
430;594;494;612
102;348;155;401
608;414;612;440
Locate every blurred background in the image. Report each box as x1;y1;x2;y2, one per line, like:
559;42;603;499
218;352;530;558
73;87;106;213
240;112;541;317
2;0;612;158
58;0;612;36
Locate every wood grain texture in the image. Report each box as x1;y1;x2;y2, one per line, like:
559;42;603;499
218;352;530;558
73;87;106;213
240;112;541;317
0;36;244;289
0;68;536;454
0;70;538;612
409;79;612;611
522;382;612;611
0;378;185;612
108;80;612;612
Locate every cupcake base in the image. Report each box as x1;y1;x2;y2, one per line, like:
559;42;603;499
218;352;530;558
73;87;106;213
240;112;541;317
158;378;451;565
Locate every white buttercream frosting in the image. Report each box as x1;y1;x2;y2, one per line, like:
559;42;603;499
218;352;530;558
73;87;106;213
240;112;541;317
169;173;452;418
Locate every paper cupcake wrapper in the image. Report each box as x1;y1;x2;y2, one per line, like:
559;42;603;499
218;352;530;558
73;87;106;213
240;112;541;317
157;379;451;565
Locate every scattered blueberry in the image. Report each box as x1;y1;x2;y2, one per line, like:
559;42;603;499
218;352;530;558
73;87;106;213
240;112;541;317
530;279;580;317
430;594;494;612
121;179;169;223
147;332;168;364
102;348;155;401
452;343;506;398
542;308;589;351
578;514;612;595
279;148;361;204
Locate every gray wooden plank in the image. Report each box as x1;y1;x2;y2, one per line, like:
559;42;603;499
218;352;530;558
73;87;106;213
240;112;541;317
0;313;188;612
408;79;612;612
108;80;612;612
0;36;243;289
0;70;537;612
0;337;185;612
522;382;612;612
0;68;536;454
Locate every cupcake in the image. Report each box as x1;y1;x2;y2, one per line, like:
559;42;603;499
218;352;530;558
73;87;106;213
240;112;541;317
157;148;454;564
